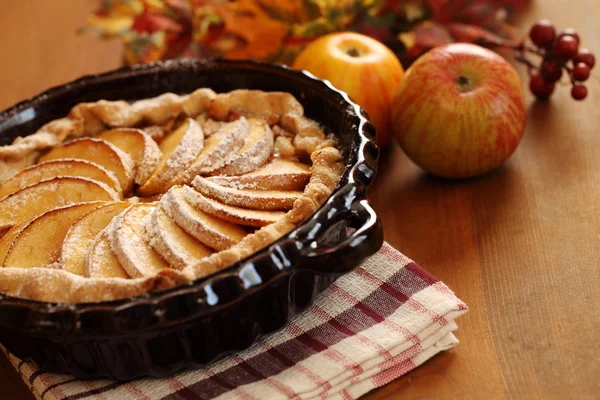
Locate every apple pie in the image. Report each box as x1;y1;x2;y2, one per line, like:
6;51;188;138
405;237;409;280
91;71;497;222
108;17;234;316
0;89;343;303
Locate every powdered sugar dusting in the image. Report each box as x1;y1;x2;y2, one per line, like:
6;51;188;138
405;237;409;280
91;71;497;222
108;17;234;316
164;186;246;251
110;203;169;278
175;117;248;184
137;135;163;184
165;118;204;171
192;176;301;211
86;221;130;279
208;119;273;176
207;158;311;191
184;185;285;228
136;118;204;196
145;204;212;269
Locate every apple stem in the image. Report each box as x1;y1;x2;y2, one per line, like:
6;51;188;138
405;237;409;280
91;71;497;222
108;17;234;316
346;47;361;57
456;75;472;91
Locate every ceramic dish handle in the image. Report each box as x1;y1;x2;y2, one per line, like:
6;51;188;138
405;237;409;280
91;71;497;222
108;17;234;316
291;184;383;274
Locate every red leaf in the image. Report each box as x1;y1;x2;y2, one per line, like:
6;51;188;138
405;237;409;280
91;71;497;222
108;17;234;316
424;0;527;44
360;25;392;42
426;0;448;19
427;0;474;23
403;21;453;60
446;23;507;45
492;0;531;12
164;0;193;19
163;32;193;59
132;13;183;34
457;2;500;26
427;0;529;24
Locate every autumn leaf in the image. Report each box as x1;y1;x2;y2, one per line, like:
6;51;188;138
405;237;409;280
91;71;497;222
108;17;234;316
400;21;453;60
85;0;529;67
132;12;183;34
395;0;528;64
446;23;508;45
193;0;289;59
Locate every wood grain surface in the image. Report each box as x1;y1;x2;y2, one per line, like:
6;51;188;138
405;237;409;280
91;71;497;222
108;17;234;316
0;1;599;399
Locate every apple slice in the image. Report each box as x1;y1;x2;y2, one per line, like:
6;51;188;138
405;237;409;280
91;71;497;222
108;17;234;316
136;118;204;197
185;187;285;227
192;176;300;211
86;227;129;279
0;223;28;266
62;202;131;276
0;159;122;198
97;128;162;185
163;186;246;251
207;158;311;191
174;117;248;185
3;202;106;268
207;118;273;176
146;204;212;269
110;203;169;278
38;137;134;193
0;177;119;232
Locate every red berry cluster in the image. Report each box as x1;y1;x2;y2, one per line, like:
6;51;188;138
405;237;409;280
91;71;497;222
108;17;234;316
526;20;595;101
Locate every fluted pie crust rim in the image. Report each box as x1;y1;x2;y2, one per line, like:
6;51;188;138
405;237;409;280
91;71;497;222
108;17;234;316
0;88;343;303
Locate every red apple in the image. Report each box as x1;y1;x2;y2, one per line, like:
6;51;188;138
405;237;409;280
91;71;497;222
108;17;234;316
293;32;405;147
391;43;526;178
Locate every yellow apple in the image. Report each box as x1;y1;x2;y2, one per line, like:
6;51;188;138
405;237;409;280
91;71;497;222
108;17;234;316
392;43;527;178
293;32;405;147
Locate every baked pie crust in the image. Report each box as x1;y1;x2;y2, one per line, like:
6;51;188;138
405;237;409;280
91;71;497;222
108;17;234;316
0;89;343;303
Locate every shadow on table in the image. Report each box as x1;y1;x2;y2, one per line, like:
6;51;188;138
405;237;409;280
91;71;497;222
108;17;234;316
368;143;519;270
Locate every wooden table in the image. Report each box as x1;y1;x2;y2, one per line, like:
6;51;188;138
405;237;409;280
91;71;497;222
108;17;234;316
0;1;599;399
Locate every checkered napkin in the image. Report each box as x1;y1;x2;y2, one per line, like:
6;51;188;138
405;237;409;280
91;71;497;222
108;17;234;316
3;242;467;400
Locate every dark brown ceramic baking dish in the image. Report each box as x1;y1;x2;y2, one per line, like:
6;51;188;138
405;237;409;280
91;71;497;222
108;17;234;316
0;59;382;380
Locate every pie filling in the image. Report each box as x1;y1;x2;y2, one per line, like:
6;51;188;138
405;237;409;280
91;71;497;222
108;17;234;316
0;89;343;303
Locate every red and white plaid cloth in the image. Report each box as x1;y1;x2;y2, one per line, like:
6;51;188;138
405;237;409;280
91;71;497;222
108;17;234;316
3;242;467;400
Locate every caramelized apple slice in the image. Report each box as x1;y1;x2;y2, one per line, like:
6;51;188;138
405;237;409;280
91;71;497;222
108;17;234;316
207;158;311;191
192;176;300;211
163;186;246;251
38;138;134;193
110;203;169;278
3;202;106;268
0;223;28;265
0;177;119;232
174;117;248;185
62;202;131;276
207;118;273;176
185;187;285;227
97;128;162;185
86;227;129;279
0;159;121;198
146;204;212;269
136;118;204;197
